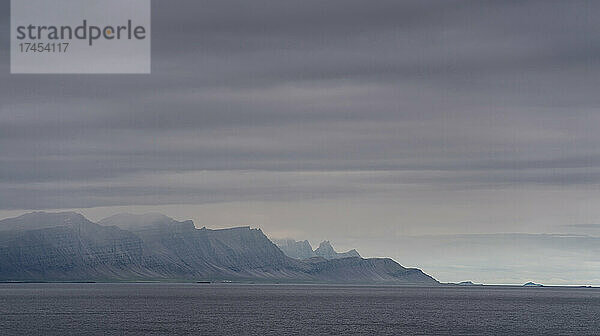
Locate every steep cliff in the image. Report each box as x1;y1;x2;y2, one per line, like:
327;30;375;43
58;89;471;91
0;212;147;280
0;212;438;285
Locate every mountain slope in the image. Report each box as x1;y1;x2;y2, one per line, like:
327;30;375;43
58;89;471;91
306;257;436;284
0;212;438;284
0;212;149;281
101;214;308;280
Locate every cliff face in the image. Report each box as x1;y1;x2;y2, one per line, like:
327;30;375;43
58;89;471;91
0;212;438;285
100;214;306;280
0;212;146;281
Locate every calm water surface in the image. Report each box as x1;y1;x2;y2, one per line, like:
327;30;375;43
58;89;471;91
0;283;598;335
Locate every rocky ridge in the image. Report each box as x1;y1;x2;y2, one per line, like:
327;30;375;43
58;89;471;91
0;212;438;285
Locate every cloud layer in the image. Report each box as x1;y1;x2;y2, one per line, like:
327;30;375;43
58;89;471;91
1;0;600;283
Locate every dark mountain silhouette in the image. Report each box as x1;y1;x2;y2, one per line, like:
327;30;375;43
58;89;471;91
0;212;438;285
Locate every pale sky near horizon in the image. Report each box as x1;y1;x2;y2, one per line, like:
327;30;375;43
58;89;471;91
1;0;600;285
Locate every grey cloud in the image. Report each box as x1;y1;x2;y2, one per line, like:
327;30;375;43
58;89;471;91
1;0;600;242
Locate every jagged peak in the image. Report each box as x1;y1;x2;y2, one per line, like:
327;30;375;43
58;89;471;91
318;240;333;247
316;240;335;252
314;240;361;259
0;213;437;284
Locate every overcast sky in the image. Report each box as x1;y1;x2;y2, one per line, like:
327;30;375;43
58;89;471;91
1;0;600;284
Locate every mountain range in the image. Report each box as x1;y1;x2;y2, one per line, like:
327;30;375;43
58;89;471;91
0;212;438;285
273;239;361;260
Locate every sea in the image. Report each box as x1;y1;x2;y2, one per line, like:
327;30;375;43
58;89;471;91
0;283;598;335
